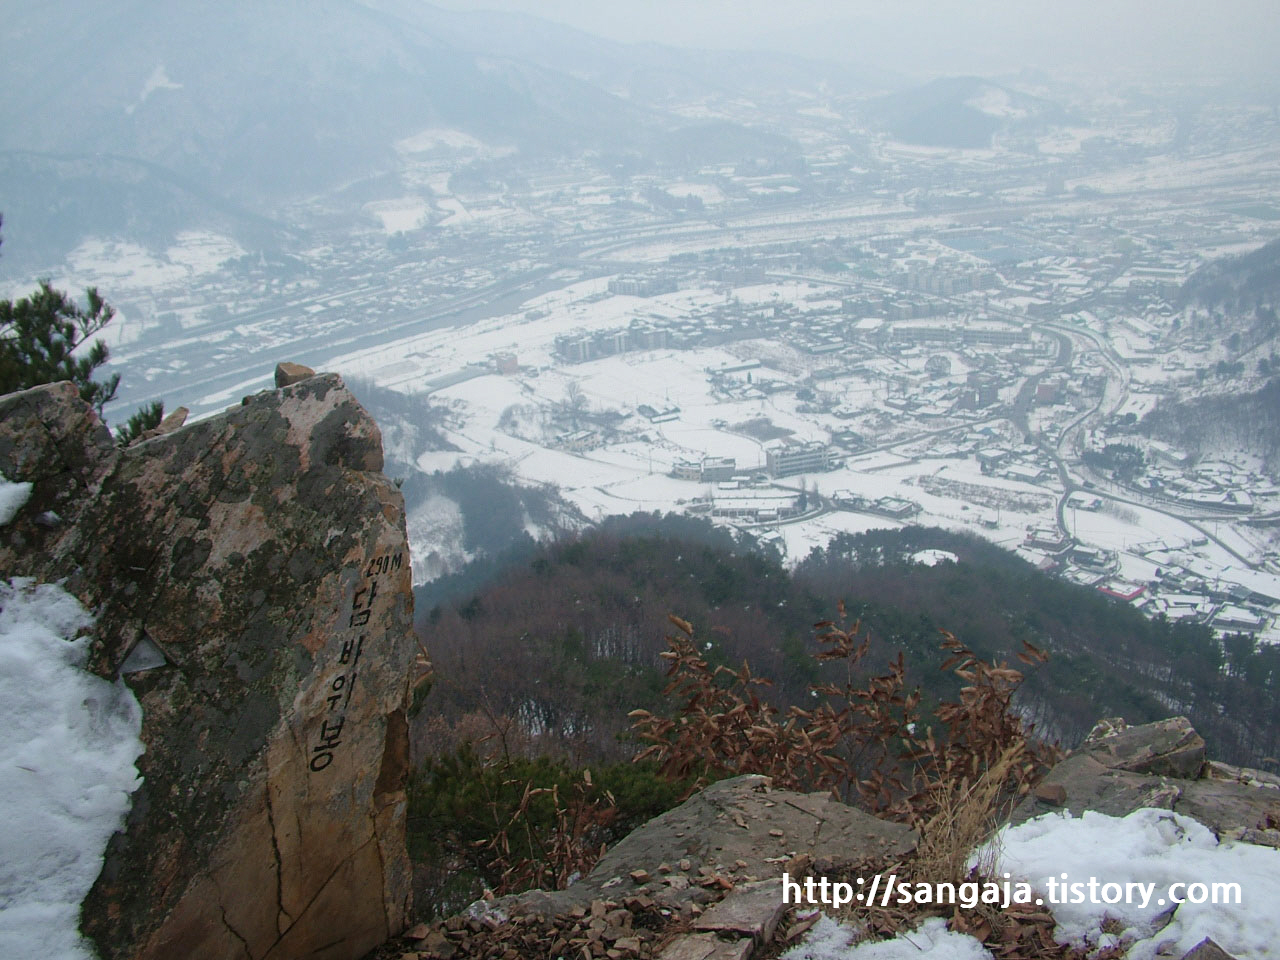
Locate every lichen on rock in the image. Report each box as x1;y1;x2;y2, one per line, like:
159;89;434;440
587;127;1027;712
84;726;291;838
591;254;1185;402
0;373;418;960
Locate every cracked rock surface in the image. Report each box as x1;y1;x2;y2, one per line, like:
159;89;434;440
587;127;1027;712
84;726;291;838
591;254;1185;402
0;376;417;960
495;775;916;919
1011;717;1280;849
371;777;916;960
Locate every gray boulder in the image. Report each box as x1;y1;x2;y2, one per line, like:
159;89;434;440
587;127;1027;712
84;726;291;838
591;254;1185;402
1077;716;1206;779
497;774;916;919
1012;718;1280;849
0;375;419;960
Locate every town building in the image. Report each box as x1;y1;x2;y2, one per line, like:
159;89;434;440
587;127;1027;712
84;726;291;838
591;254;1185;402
765;440;837;478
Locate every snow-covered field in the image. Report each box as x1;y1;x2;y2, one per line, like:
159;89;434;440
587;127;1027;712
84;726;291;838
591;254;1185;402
364;197;431;233
665;182;728;205
319;271;1280;640
1068;146;1280;195
61;232;244;294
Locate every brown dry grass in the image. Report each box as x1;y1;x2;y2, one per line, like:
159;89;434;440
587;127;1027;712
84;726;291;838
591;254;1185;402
629;612;1058;824
465;606;1080;956
911;742;1019;887
629;610;1080;959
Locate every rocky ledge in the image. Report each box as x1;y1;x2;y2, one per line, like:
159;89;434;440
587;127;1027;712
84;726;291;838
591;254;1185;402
0;372;420;960
381;719;1276;960
1013;715;1280;850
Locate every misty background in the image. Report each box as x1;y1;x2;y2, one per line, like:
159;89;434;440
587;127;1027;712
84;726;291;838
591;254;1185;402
430;0;1280;80
2;0;1279;275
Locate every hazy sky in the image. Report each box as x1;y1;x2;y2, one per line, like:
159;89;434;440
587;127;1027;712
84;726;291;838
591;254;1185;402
431;0;1280;81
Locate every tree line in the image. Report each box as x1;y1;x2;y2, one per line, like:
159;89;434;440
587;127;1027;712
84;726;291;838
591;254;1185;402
413;517;1280;771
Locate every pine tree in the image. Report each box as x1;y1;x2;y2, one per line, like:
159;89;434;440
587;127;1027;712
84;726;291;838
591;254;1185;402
0;215;164;437
0;279;121;412
114;400;166;448
0;215;118;411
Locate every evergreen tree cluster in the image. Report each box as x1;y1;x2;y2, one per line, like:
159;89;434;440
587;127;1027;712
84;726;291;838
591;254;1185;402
0;215;162;438
415;518;1280;770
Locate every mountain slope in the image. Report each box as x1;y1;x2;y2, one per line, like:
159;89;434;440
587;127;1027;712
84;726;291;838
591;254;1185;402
362;0;887;100
1181;236;1280;309
1;0;824;264
1141;377;1280;470
417;521;1280;768
0;0;660;201
866;76;1069;148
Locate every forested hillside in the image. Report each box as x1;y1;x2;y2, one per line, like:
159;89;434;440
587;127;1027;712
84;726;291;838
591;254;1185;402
413;518;1280;769
1141;377;1280;471
1181;236;1280;311
795;528;1275;760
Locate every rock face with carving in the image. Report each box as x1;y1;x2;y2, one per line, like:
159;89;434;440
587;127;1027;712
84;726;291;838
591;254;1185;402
0;374;417;960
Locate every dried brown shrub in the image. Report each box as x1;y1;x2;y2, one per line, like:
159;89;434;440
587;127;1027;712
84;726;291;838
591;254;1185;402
630;611;1057;821
628;610;922;806
630;612;1072;956
421;607;1078;956
483;769;619;895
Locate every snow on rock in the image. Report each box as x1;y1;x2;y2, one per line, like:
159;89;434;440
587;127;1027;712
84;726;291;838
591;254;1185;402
778;801;1280;960
0;578;143;960
407;492;471;585
986;808;1280;960
0;474;32;525
781;915;992;959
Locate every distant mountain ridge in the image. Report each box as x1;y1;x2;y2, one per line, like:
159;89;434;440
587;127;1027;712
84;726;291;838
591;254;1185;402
375;0;888;99
866;76;1069;148
0;3;1083;267
0;0;837;265
0;0;650;196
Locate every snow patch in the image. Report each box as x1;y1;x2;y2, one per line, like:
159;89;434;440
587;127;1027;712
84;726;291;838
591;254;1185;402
665;183;727;205
797;106;842;121
436;197;473;226
395;128;485;154
780;914;855;958
911;549;959;566
0;475;32;525
1037;128;1097;155
782;915;991;959
60;232;243;295
0;579;144;960
365;197;430;234
407;494;471;585
164;232;244;275
125;64;182;115
981;808;1280;959
965;86;1028;120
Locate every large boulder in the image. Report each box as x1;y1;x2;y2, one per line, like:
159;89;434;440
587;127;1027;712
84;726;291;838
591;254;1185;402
496;774;917;919
0;380;116;540
0;375;418;960
1076;715;1206;779
1011;717;1280;849
1010;753;1182;822
393;776;917;960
